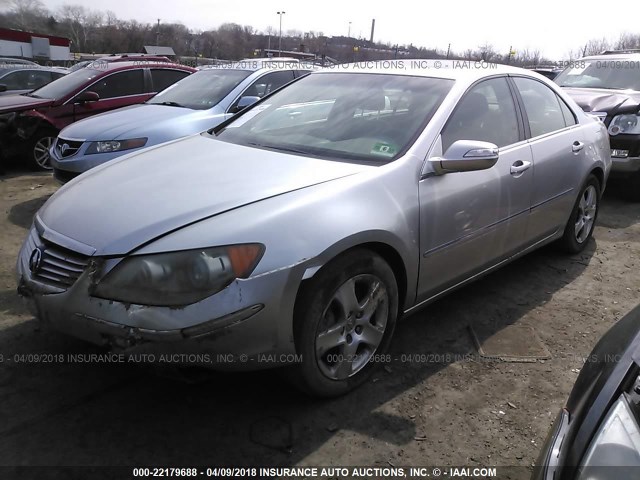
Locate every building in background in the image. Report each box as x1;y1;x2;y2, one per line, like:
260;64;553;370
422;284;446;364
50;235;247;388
0;28;71;62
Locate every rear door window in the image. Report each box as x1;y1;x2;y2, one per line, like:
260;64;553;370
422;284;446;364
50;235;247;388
513;77;569;137
1;70;33;89
88;69;145;99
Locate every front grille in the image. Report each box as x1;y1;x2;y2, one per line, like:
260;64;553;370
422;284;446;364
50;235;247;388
55;138;84;158
24;229;90;289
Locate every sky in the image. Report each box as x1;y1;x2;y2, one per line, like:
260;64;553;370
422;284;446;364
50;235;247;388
39;0;639;60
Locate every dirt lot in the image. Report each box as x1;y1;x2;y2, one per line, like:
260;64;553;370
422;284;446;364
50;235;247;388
0;166;638;478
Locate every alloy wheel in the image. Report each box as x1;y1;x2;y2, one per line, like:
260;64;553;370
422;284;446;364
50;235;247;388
575;185;597;244
33;136;54;169
315;274;389;380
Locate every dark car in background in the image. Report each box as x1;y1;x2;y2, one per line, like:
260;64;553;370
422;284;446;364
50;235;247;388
556;51;640;200
534;303;640;480
0;66;68;96
530;66;564;80
0;61;195;169
0;57;38;66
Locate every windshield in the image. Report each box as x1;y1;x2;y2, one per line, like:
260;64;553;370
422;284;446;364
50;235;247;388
555;60;640;90
29;67;103;99
215;72;453;164
147;69;252;110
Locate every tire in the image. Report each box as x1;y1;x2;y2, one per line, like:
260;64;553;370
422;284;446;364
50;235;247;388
288;248;399;397
26;128;57;170
559;174;600;254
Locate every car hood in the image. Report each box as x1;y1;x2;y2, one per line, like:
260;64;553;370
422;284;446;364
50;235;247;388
60;104;206;140
562;87;640;114
0;94;53;112
39;135;372;256
0;89;30;97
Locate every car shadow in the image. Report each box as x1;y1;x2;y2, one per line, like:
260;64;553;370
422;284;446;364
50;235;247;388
8;195;52;230
598;183;640;230
0;237;595;467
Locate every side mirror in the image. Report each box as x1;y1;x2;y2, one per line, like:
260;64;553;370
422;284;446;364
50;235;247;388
0;84;7;93
430;140;499;175
230;96;261;114
74;91;100;103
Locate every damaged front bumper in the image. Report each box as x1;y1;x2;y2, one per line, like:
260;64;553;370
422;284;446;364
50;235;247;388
16;224;302;371
609;134;640;177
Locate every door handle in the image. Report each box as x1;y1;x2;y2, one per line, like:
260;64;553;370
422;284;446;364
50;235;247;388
572;141;584;153
510;160;532;175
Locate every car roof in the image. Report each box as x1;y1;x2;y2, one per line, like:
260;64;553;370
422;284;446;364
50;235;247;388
0;57;38;65
313;59;541;81
0;65;68;75
97;54;171;62
220;59;317;72
581;52;640;61
198;59;321;73
83;61;196;73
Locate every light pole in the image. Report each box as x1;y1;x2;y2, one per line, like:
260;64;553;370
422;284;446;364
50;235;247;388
348;21;352;38
277;11;286;56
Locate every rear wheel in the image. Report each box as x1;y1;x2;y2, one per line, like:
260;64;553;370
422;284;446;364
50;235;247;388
559;174;600;253
27;129;57;170
288;249;398;397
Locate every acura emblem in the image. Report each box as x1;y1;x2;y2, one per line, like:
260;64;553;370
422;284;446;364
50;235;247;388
60;143;70;154
29;247;44;274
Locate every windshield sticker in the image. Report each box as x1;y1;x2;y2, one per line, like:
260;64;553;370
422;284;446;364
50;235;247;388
370;142;398;157
226;104;271;128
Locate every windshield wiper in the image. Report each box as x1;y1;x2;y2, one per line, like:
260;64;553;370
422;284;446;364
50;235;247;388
153;101;185;108
247;142;309;155
24;93;42;98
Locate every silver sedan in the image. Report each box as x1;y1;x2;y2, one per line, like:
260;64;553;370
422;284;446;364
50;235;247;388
16;61;611;397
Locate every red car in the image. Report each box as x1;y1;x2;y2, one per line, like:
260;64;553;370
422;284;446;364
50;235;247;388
0;61;195;169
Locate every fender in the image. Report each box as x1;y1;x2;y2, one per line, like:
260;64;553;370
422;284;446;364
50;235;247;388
16;110;57;139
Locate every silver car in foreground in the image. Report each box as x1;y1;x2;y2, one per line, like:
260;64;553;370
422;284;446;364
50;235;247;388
17;61;610;397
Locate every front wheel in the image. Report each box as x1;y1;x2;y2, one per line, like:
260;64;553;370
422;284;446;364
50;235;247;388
559;174;600;254
27;129;57;170
288;249;399;397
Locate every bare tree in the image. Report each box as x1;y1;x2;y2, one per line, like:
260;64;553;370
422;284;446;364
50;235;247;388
615;32;640;50
8;0;46;30
476;42;497;62
58;5;104;52
582;37;611;56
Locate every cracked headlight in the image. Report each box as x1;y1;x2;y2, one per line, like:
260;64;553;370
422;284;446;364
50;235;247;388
609;114;640;136
577;394;640;478
86;138;147;154
94;244;264;306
